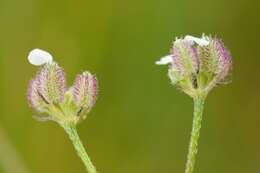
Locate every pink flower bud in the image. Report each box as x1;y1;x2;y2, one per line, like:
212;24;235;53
27;79;48;112
171;46;184;73
212;39;232;82
72;72;98;115
27;62;66;113
36;63;66;104
170;39;200;75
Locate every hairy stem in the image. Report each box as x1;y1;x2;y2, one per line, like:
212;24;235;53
185;95;205;173
64;125;97;173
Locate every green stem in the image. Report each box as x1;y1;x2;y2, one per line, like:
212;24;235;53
185;95;205;173
64;125;97;173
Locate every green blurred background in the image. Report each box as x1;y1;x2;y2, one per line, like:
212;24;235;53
0;0;259;172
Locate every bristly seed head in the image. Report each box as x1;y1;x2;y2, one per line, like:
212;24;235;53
156;35;232;97
211;39;232;82
36;62;66;104
27;79;47;112
72;72;98;118
27;49;99;125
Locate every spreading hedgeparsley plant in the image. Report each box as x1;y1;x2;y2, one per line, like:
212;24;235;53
27;49;98;173
156;35;232;173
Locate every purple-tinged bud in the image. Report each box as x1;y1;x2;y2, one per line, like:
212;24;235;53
36;62;66;104
165;38;200;90
72;72;98;116
27;79;48;112
166;47;185;85
171;46;184;74
211;39;232;82
172;40;199;74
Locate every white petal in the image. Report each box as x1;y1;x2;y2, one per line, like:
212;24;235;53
28;49;53;66
155;55;172;65
184;35;209;46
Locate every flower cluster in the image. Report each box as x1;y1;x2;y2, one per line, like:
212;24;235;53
27;49;98;125
156;35;232;97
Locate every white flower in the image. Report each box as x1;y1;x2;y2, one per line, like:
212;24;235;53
155;55;172;65
184;35;209;46
28;49;53;66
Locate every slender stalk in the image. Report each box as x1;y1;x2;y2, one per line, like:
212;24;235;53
185;95;205;173
64;125;97;173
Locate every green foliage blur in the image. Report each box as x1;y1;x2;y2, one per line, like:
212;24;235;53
0;0;259;172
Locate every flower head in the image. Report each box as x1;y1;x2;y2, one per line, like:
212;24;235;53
27;49;98;125
72;72;98;120
36;62;66;104
156;35;232;97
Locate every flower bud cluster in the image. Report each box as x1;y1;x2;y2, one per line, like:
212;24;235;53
156;35;232;97
27;49;98;125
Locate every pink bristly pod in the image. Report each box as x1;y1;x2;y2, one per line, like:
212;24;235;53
210;39;232;83
27;78;48;112
72;72;98;119
36;62;66;104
